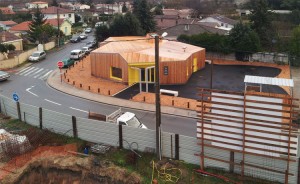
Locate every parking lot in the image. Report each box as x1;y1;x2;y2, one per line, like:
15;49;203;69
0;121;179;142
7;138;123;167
115;64;286;100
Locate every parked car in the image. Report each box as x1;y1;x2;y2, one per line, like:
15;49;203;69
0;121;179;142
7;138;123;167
86;40;97;49
70;36;81;43
82;23;88;28
82;46;92;55
79;33;87;40
62;58;75;68
28;51;46;62
0;71;10;81
70;49;85;60
85;28;92;33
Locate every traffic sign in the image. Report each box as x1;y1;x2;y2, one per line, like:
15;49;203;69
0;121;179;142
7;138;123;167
57;61;64;68
12;92;19;102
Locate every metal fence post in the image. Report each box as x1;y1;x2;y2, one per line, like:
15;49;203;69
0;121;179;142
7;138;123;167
39;107;42;129
72;116;78;138
230;151;234;173
175;134;179;160
119;124;123;149
16;102;21;121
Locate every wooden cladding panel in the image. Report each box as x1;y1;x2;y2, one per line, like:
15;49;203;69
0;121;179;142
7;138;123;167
91;53;128;83
160;60;187;84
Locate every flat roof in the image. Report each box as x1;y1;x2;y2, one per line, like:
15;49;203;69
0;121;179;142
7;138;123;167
244;75;294;87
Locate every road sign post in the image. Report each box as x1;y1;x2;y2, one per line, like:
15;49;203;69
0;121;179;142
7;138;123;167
12;92;19;102
57;61;64;83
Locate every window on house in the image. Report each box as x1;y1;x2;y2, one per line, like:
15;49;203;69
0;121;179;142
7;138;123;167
69;14;71;18
221;23;224;26
111;67;122;79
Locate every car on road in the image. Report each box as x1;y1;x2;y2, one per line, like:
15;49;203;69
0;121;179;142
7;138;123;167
82;46;92;55
0;71;10;81
28;51;46;62
79;33;87;40
86;40;97;49
82;23;87;28
85;28;92;33
70;36;81;43
62;58;75;68
70;49;85;60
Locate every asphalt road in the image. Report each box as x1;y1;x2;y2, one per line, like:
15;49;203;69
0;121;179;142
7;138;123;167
0;35;197;137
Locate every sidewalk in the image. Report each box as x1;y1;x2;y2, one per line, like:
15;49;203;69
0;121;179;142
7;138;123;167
292;67;300;107
47;69;197;118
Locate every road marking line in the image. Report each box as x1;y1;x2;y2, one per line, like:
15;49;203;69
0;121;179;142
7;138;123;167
34;69;48;78
23;68;39;76
26;87;38;97
39;70;53;80
19;67;35;75
31;68;44;75
16;67;32;74
45;99;61;106
69;107;88;113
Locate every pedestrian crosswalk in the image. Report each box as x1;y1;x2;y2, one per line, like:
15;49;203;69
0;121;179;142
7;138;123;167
15;66;53;80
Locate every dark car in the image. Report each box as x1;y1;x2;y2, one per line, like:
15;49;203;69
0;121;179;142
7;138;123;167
70;36;81;43
62;58;75;68
86;40;97;49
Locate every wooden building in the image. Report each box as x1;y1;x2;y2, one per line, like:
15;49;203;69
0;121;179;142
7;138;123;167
90;36;206;86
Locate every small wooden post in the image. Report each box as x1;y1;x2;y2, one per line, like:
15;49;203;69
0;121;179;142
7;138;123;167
229;151;234;173
72;116;78;138
143;96;146;102
187;102;190;109
80;84;82;88
172;100;174;106
119;124;123;149
16;102;21;121
39;107;42;129
98;88;100;93
88;86;90;90
175;134;179;160
108;90;111;95
73;81;75;85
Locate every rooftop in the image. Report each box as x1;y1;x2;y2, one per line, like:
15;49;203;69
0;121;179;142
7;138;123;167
9;21;31;31
0;20;17;26
41;6;74;14
0;31;22;42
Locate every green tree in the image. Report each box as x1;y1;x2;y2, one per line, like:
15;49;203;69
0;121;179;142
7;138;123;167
0;44;16;54
52;0;58;7
28;6;47;43
281;0;300;10
154;5;163;15
133;0;156;33
109;13;144;36
122;2;128;13
75;14;81;23
95;25;110;42
249;0;275;48
289;26;300;66
229;22;261;61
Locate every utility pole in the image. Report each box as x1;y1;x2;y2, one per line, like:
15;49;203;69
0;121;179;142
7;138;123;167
57;8;60;47
155;35;161;159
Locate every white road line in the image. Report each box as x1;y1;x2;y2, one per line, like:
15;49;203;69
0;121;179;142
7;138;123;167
16;67;32;74
69;107;88;113
39;70;53;80
31;68;44;76
45;99;61;106
18;67;35;75
34;69;48;78
26;87;38;97
23;68;39;76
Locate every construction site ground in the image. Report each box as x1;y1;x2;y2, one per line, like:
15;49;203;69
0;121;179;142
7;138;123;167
0;114;278;184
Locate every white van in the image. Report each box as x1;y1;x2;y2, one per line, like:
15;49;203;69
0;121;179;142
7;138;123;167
70;49;85;60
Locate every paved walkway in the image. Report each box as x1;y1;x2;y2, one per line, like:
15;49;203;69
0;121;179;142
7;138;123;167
47;69;197;118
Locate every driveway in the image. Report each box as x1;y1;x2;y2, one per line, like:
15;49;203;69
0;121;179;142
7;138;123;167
115;64;286;100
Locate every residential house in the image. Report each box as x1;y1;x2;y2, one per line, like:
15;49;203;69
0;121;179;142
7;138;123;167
41;6;75;24
9;19;72;36
162;9;193;19
94;7;115;15
90;35;206;86
8;3;28;13
0;7;15;15
9;21;31;36
0;31;23;60
95;3;122;14
0;21;18;31
27;1;49;10
46;18;72;36
198;14;237;31
73;4;90;11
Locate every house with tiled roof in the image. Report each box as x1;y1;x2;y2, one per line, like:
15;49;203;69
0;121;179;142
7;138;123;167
0;31;23;60
91;35;206;86
198;14;238;31
0;7;15;15
0;21;17;31
9;21;31;36
28;1;49;9
41;6;75;24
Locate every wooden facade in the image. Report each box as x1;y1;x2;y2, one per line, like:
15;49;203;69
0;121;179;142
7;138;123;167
90;37;206;85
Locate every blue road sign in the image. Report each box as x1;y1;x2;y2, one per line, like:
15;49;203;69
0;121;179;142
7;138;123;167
12;92;19;102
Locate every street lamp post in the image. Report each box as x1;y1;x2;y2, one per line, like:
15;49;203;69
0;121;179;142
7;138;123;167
155;36;161;159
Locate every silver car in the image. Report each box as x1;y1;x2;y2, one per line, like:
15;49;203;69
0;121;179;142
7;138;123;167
28;51;46;62
0;71;10;81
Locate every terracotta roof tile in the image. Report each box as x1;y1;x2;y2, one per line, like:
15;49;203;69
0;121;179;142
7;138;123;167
0;31;21;42
10;21;31;31
41;6;74;14
0;7;15;15
46;18;65;26
31;1;48;4
0;21;17;26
